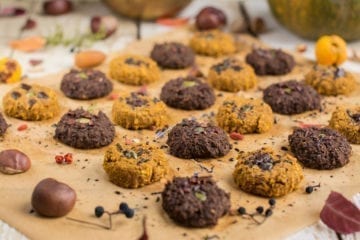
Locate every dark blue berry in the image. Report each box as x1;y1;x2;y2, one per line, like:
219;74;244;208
256;206;264;214
94;206;104;218
119;202;129;212
269;198;276;206
124;208;135;218
265;209;273;217
237;207;246;215
305;186;314;194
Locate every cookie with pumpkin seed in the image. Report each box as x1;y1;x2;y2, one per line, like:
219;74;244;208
162;175;230;228
54;108;115;149
3;83;60;121
245;48;295;76
329;106;360;144
112;92;169;130
189;30;235;57
207;58;257;92
167;119;231;159
216;96;273;134
109;54;160;85
160;76;215;110
233;147;303;197
60;69;113;100
103;142;169;188
263;80;321;115
305;65;357;96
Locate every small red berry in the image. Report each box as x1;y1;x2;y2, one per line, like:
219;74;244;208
55;155;64;164
17;124;28;131
229;132;244;140
64;153;73;164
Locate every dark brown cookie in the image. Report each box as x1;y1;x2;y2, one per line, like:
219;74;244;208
60;69;113;100
167;119;231;159
160;76;215;110
162;175;230;228
263;80;321;115
245;48;295;75
288;127;352;170
54;108;115;149
150;42;195;69
0;113;9;136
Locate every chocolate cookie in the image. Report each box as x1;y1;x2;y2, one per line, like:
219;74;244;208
245;48;295;75
216;96;274;134
207;58;257;92
288;127;352;170
150;42;195;69
329;106;360;144
112;92;169;130
109;54;160;85
233;147;303;197
3;83;60;121
160;76;215;110
54;108;115;149
162;175;230;228
103;143;169;188
0;113;9;136
60;69;113;100
189;30;235;57
305;65;357;96
263;80;321;115
167;119;231;159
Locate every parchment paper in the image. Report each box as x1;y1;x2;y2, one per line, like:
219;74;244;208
0;28;359;240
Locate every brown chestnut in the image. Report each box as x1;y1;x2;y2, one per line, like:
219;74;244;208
90;16;118;39
43;0;73;16
0;149;31;174
31;178;76;217
195;7;227;31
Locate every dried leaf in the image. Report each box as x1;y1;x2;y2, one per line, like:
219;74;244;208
10;36;46;52
21;18;36;30
320;191;360;234
156;17;189;26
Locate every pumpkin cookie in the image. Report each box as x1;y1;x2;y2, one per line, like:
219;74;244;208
216;96;273;134
60;69;113;100
109;54;160;85
0;113;9;136
112;92;169;130
54;108;115;149
3;83;60;121
167;119;231;159
288;127;352;170
208;58;257;92
329;106;360;144
103;142;169;188
162;175;230;228
150;42;195;69
233;147;303;197
304;65;357;96
245;48;295;75
263;80;321;115
189;30;235;57
160;76;215;110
